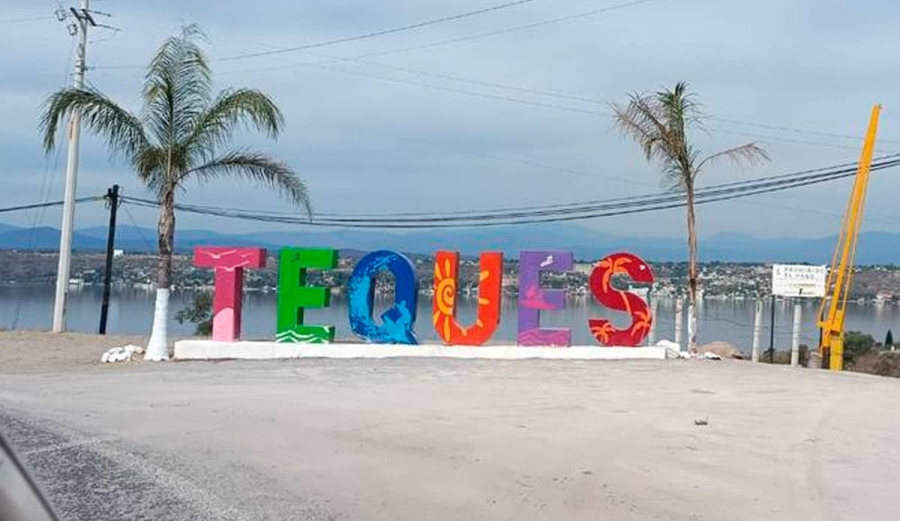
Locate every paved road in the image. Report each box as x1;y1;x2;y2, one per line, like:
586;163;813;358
1;411;230;520
2;353;900;520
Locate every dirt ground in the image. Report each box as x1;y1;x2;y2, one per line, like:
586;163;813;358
2;331;900;520
0;330;151;373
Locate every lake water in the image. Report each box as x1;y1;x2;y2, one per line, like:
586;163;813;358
2;285;898;352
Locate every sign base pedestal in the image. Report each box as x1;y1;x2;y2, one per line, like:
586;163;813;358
174;341;669;361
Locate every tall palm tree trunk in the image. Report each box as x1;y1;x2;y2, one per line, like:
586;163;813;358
686;189;699;353
145;190;175;360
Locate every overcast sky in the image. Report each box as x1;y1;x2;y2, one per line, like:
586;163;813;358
2;0;899;240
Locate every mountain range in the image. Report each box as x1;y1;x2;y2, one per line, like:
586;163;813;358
0;222;898;264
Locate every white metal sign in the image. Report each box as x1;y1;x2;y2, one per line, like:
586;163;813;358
772;264;827;298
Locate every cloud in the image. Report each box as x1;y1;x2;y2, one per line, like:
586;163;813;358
1;0;898;242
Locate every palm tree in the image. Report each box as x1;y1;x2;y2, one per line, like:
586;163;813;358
40;26;310;360
612;82;768;352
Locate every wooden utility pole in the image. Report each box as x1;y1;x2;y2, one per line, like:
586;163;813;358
98;184;119;334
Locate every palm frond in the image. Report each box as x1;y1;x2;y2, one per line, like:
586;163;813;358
183;150;311;215
39;87;147;162
696;142;769;175
143;24;212;148
135;146;168;195
184;88;284;162
658;81;705;131
612;91;682;185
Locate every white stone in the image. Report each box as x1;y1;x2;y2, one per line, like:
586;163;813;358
655;339;681;351
100;344;145;364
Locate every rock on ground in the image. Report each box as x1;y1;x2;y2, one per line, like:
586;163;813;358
698;341;745;359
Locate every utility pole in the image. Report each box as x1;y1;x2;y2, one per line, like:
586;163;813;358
98;185;119;335
674;297;684;350
52;1;96;333
791;301;802;367
751;299;762;362
768;294;776;363
646;297;658;346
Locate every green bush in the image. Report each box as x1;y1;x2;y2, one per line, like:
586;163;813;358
175;292;213;336
843;331;876;365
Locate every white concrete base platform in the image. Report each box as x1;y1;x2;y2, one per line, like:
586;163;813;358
174;340;670;361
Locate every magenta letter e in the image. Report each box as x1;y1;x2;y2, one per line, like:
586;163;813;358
517;251;573;346
194;247;266;342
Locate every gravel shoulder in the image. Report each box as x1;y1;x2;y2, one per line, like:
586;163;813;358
2;331;900;520
0;331;170;374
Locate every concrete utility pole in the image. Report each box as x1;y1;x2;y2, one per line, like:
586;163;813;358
52;0;95;333
647;297;658;346
674;297;684;350
791;302;802;367
751;300;762;362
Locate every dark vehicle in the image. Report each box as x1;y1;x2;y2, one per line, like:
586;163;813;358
0;429;59;521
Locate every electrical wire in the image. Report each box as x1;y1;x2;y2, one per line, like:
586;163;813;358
0;15;54;24
96;0;545;69
118;156;900;229
218;50;900;148
708;117;887;144
125;166;889;226
133;154;900;219
215;0;540;63
344;0;663;62
90;1;889;151
11;33;77;330
463;151;900;226
119;203;156;252
216;58;889;152
0;197;102;215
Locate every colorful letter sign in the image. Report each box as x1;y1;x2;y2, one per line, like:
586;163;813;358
193;247;266;342
517;251;573;346
192;244;658;348
432;251;503;345
588;252;654;346
276;248;337;343
347;250;419;344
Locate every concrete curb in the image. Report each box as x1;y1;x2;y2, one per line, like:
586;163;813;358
174;341;670;361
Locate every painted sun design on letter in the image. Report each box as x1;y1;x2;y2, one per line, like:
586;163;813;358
433;258;493;341
433;258;457;340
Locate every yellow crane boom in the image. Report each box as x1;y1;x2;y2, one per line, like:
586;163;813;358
816;104;881;371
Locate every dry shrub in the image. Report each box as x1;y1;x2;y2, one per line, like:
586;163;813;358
848;351;900;378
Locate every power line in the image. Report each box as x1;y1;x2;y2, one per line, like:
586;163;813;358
0;15;54;24
215;55;885;152
96;0;543;69
309;61;610;116
463;151;900;226
708;116;886;144
239;60;879;152
89;1;889;151
126;155;876;220
119;202;156;252
346;0;662;62
215;48;900;149
710;128;867;151
0;196;103;214
217;0;539;62
97;0;662;70
118;156;900;229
